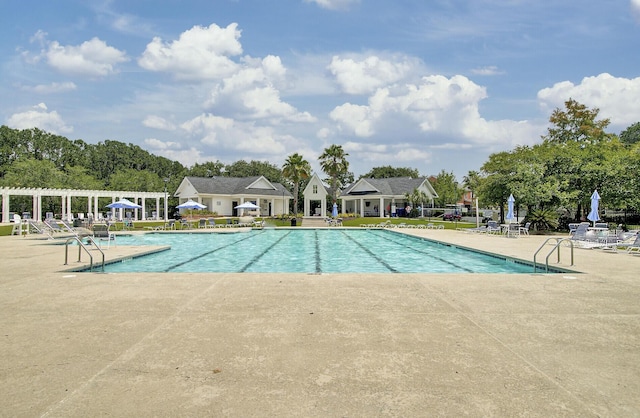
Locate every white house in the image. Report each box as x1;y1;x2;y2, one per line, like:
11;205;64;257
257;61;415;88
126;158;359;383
174;176;293;217
302;173;330;217
339;177;438;218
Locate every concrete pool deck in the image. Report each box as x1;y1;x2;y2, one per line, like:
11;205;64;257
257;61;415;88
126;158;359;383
1;228;639;417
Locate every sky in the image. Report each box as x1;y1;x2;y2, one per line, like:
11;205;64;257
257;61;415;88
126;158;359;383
2;0;640;180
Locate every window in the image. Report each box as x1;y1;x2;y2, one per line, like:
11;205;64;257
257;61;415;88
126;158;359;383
313;185;318;194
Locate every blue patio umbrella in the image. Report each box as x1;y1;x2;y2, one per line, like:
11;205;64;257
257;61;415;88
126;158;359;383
332;202;338;217
587;189;600;226
506;194;515;222
106;198;142;209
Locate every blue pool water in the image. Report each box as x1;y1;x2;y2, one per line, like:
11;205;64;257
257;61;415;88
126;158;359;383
101;229;537;274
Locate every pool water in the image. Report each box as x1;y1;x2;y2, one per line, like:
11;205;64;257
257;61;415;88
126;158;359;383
102;229;536;274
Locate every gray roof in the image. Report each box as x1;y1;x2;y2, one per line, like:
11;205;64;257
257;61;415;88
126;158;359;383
186;176;293;197
342;177;435;196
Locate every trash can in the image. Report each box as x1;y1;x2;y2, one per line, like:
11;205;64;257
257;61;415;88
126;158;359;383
291;218;297;227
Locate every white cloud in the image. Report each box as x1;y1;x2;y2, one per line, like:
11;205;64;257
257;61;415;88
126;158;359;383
6;103;73;134
143;115;176;131
206;55;316;122
179;113;290;156
138;23;243;80
537;73;640;128
328;55;415;95
632;0;640;22
304;0;359;11
143;137;180;150
45;37;128;77
331;75;482;136
21;82;77;94
470;66;505;76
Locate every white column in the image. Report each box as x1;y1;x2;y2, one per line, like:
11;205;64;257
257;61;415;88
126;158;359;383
66;195;72;220
1;192;9;223
36;193;42;221
379;197;384;218
141;197;146;220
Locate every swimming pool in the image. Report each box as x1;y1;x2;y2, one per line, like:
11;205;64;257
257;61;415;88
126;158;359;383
100;229;540;274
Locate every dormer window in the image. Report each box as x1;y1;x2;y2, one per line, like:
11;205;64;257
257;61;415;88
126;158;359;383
313;185;318;194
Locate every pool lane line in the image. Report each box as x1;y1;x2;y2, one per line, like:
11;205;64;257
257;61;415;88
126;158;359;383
163;230;268;272
340;230;398;273
315;230;321;273
369;230;474;273
239;230;292;272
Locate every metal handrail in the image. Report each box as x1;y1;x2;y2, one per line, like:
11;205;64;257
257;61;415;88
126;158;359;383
533;237;574;273
64;236;105;272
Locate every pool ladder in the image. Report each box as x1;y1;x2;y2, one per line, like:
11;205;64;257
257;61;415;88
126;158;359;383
533;237;574;273
64;236;105;272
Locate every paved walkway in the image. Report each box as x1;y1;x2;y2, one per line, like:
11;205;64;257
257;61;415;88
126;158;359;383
1;228;639;417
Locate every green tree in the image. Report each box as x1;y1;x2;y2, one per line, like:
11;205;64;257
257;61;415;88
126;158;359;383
224;160;283;183
319;144;350;204
619;122;640;147
403;188;429;217
282;153;311;214
107;169;166;192
543;98;613;145
0;158;65;188
361;166;419;179
430;170;462;208
188;161;225;177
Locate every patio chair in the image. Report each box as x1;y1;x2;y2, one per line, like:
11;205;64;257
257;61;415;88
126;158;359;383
606;233;640;254
92;223;115;249
164;219;176;230
198;218;207;228
123;218;135;230
45;219;66;234
519;222;531;236
486;220;501;234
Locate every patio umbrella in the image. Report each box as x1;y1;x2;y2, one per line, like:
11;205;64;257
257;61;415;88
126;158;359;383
177;200;207;220
106;198;142;209
177;200;207;210
587;189;600;226
234;202;260;210
505;194;515;222
332;202;338;217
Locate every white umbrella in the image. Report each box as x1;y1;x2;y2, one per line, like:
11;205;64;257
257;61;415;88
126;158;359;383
177;200;207;220
234;202;260;210
106;198;142;209
177;200;207;209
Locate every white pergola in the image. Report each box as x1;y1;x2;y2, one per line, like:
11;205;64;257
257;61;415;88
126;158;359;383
1;187;168;223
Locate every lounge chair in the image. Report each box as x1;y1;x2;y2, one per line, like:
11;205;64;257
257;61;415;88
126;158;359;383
198;218;207;228
45;219;67;234
92;223;115;249
605;233;640;254
486;220;501;234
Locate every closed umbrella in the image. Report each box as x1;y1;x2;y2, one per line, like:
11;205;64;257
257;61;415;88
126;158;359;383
332;203;338;217
587;190;600;226
506;194;515;222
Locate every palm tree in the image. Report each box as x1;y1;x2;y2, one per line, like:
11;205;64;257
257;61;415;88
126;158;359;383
319;144;349;204
282;153;311;215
